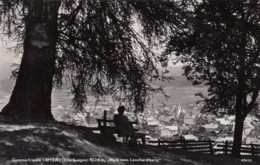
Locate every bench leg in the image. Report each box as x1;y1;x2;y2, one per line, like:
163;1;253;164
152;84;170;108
123;136;130;144
127;136;137;145
141;137;146;146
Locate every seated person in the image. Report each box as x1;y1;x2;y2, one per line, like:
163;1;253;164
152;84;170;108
114;106;134;139
114;106;146;145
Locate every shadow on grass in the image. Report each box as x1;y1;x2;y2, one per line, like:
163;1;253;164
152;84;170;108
0;119;119;163
1;117;256;165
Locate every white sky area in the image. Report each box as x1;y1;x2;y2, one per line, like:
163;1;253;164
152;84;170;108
0;44;16;81
0;12;181;81
0;42;180;82
0;20;180;82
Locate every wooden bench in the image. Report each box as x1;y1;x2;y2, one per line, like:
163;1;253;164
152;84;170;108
97;118;147;145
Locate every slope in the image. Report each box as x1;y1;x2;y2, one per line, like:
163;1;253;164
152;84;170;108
0;117;257;165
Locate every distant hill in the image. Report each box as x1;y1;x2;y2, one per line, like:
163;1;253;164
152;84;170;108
151;75;193;88
151;65;205;88
0;66;207;110
0;66;195;92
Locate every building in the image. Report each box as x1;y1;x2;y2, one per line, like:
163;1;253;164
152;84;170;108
203;123;219;132
183;113;195;125
175;103;182;119
216;136;233;142
146;117;160;126
179;124;190;134
243;122;254;136
159;126;179;138
183;134;198;141
245;137;260;144
216;117;231;125
158;115;174;124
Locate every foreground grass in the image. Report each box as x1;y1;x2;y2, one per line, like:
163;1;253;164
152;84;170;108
0;117;258;165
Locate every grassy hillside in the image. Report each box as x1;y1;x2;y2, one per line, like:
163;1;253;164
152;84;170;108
0;117;257;165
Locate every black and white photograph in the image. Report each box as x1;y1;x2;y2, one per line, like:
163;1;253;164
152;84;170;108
0;0;259;164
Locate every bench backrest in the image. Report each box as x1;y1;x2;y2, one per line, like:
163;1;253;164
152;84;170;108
97;119;137;128
97;119;137;135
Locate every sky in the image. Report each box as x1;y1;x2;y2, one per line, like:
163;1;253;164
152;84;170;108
0;44;16;81
0;43;181;82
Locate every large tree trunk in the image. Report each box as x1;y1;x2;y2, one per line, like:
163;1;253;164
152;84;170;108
231;94;245;157
231;115;244;157
0;0;61;121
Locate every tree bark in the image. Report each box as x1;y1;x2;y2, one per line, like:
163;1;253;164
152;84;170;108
231;93;245;157
0;0;61;121
231;115;244;157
